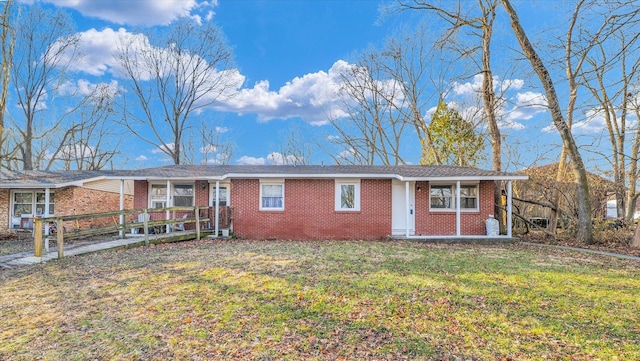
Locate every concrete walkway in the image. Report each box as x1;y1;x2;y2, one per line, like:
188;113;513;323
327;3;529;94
521;241;640;261
1;230;212;269
0;237;147;268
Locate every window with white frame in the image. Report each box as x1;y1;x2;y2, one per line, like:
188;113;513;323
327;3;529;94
11;191;55;217
260;181;284;210
35;192;55;215
149;184;167;208
460;185;478;209
335;180;360;211
429;183;478;211
173;184;194;206
212;186;228;206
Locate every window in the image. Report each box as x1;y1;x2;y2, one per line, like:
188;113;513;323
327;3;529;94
460;185;478;209
335;180;360;211
13;192;33;216
260;182;284;210
149;183;193;207
212;186;228;206
429;184;479;211
173;184;194;207
430;185;452;209
11;191;55;217
36;192;55;215
150;184;167;208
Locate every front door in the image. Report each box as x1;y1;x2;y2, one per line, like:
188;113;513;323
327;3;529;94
392;180;415;236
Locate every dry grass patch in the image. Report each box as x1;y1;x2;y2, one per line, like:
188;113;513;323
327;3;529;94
1;240;639;360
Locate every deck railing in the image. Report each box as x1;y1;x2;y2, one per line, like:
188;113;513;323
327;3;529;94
32;206;232;258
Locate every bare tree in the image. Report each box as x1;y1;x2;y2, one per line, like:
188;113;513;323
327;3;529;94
7;4;85;170
581;34;640;220
197;120;234;165
327;25;443;166
50;84;121;170
327;50;408;165
501;0;594;243
0;0;13;133
116;18;235;165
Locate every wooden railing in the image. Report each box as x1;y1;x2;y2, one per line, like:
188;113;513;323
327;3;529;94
31;206;227;258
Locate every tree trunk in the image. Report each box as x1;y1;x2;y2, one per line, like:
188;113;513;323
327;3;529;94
502;0;593;244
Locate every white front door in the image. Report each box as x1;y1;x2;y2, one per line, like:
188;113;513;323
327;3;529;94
392;180;415;236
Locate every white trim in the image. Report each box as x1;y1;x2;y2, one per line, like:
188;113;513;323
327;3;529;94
456;181;461;236
405;182;410;238
215;181;220;237
334;179;361;211
259;179;285;211
507;181;513;238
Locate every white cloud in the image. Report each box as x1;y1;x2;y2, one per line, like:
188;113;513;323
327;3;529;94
217;60;353;125
200;144;218;153
501;91;548;129
236;152;301;165
43;0;207;26
58;79;120;98
136;155;148;161
266;152;301;165
215;126;229;134
152;143;175;154
237;155;266;165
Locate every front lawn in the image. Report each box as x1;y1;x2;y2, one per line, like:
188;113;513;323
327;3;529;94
1;240;638;360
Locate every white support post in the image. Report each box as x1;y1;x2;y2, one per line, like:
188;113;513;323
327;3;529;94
405;181;410;238
507;181;513;238
119;179;125;238
456;181;461;236
215;181;220;237
44;188;51;252
166;180;171;233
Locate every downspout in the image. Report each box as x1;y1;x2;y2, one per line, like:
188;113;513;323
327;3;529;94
507;181;513;238
215;181;220;237
456;181;461;236
405;181;410;238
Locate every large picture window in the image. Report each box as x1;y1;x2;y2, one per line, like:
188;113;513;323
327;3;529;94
335;180;360;211
430;184;478;211
12;191;55;217
149;183;194;207
260;182;284;210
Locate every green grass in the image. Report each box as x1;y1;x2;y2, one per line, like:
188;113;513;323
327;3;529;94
1;240;639;360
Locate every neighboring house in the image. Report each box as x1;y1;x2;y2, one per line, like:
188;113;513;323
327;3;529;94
513;163;627;229
117;165;526;240
0;170;134;232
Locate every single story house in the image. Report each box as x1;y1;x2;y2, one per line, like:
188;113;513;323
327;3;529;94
0;170;134;232
116;165;527;240
0;165;527;239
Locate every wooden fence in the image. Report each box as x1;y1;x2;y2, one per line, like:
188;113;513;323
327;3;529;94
32;206;226;258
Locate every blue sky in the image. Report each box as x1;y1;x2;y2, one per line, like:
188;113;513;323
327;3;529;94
6;0;618;171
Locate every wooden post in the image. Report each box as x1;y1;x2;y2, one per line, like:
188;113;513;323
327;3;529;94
34;216;43;257
143;209;149;246
195;207;201;240
57;217;64;259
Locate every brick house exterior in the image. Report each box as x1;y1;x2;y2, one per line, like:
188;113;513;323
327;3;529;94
0;170;134;233
0;166;525;239
122;165;526;240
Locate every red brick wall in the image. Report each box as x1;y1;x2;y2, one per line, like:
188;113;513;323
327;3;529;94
231;178;392;240
133;181;148;209
55;186;133;230
415;180;495;236
0;189;9;231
